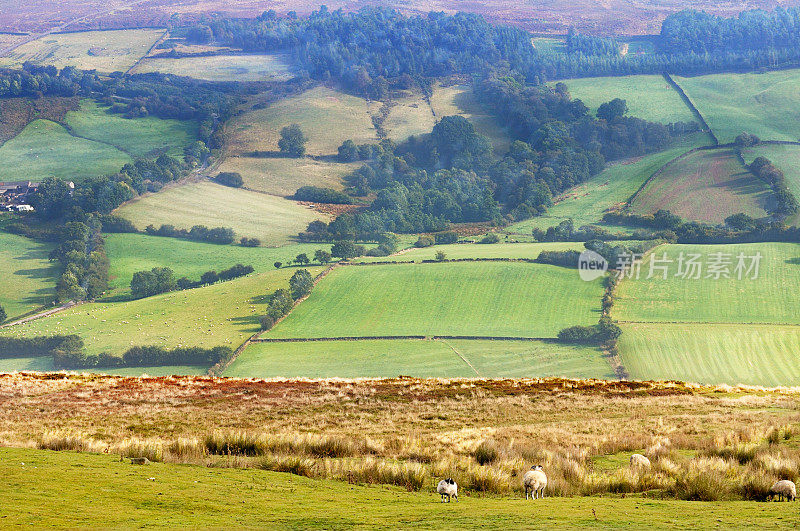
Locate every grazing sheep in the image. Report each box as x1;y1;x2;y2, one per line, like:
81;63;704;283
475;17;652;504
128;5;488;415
437;478;458;502
129;457;150;465
770;480;796;501
630;454;651;468
523;465;547;500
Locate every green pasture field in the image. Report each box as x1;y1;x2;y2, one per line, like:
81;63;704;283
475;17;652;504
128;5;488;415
114;181;328;246
0;268;321;356
0;29;163;72
531;37;566;53
0;119;130;183
742;143;800;225
506;136;706;233
0;355;207;375
104;233;331;295
2;448;798;528
215;156;357;196
429;83;511;153
268;261;603;339
614;242;800;324
379;90;437;143
131;53;294;82
630;148;770;224
619;322;800;387
558;75;696;124
226;338;613;379
355;241;583;262
227;86;378;157
64;99;197;158
0;232;60;321
675;69;800;143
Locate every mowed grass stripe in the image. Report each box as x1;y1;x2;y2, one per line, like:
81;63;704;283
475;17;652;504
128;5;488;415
114;181;328;246
615;243;800;325
630;148;770;224
226;338;613;379
268;262;603;339
619;322;800;387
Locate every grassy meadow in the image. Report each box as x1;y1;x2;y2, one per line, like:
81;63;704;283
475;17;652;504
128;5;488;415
216;156;357;196
742;143;800;225
506;136;706;233
429;83;511;153
0;29;163;72
114;181;328;245
228;86;378;157
0;232;60;321
4;375;800;518
0;119;130;182
7;447;800;528
558;75;696;124
131;53;294;82
64;99;197;158
0;268;320;357
356;241;582;262
105;233;329;295
614;242;800;325
630;148;770;224
268;262;602;339
380;90;437;143
619;322;800;387
676;69;800;143
226;338;613;379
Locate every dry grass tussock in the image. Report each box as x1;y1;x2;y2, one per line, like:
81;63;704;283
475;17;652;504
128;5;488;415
5;374;800;499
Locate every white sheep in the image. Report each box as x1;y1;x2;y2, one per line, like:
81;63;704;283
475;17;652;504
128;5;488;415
770;480;796;501
630;454;651;468
523;465;547;500
437;478;458;502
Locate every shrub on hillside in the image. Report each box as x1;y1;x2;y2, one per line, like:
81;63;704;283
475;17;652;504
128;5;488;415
294;186;352;204
214;172;244;188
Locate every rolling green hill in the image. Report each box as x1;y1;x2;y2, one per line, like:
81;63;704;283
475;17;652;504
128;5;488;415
0;232;60;321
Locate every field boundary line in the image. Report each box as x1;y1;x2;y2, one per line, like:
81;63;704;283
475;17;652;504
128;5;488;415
253;335;555;342
0;301;83;329
126;29;169;75
616;320;800;327
438;338;481;376
662;73;718;146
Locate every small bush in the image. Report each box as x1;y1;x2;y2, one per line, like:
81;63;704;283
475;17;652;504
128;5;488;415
475;440;499;465
478;233;500;244
214;172;244;188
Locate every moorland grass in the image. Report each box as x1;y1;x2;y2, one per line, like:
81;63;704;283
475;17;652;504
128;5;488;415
131;53;294;82
225;338;613;379
0;29;163;72
64;99;197;158
630;148;770;224
0;268;321;356
4;447;799;528
379;90;437;143
0;119;130;183
619;322;800;387
267;261;603;339
675;69;800;143
742;143;800;225
104;233;330;295
506;136;707;233
0;232;60;321
614;242;800;324
429;83;511;154
558;75;696;124
215;156;357;196
114;181;328;245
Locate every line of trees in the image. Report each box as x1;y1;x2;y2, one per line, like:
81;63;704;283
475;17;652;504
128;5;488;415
260;268;314;331
130;263;255;299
